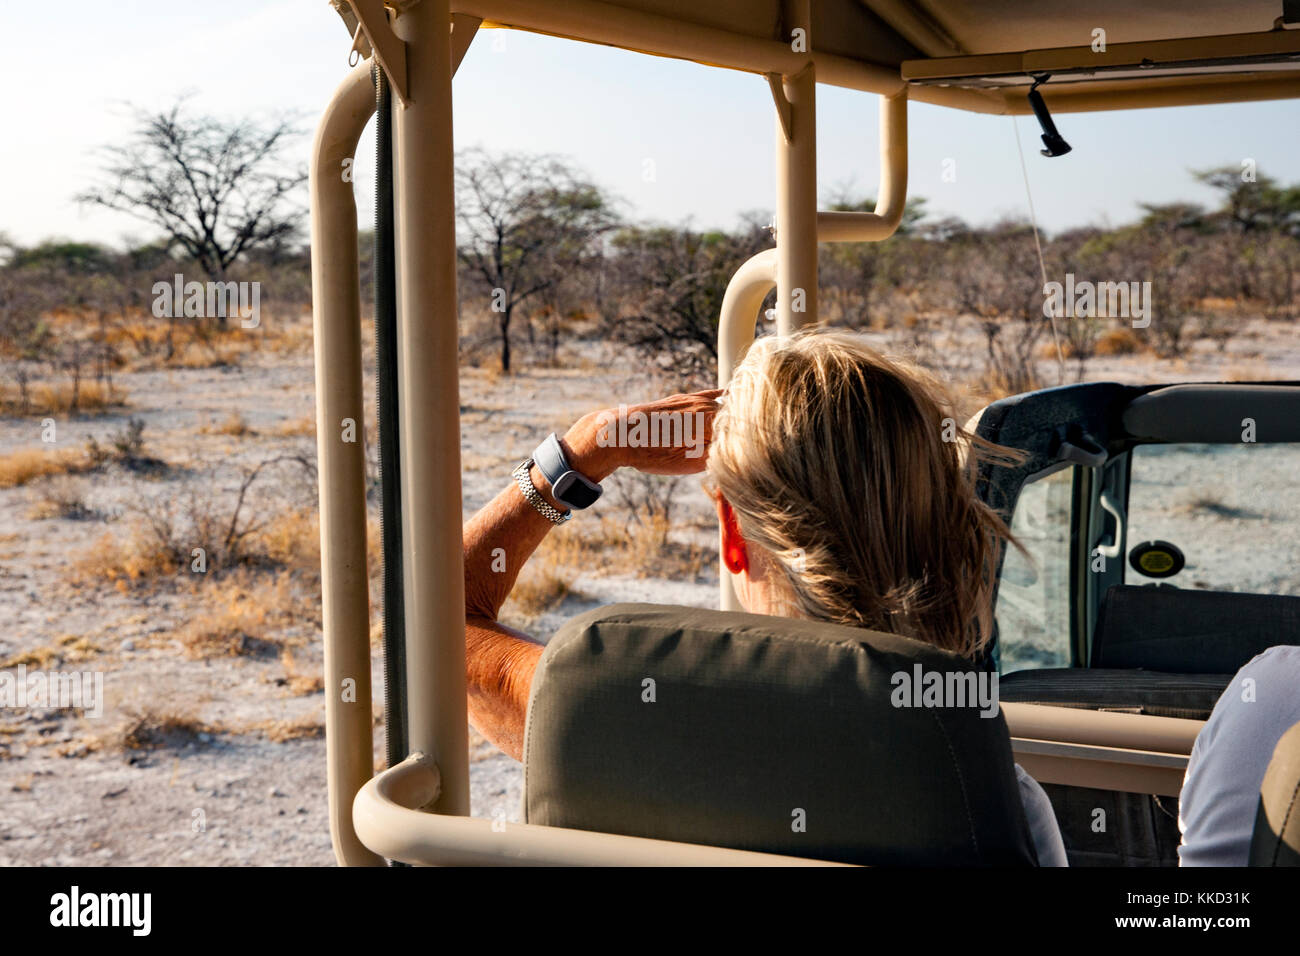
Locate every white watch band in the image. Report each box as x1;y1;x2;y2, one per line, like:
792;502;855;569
512;458;570;524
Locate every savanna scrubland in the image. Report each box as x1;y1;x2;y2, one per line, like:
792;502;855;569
2;130;1298;862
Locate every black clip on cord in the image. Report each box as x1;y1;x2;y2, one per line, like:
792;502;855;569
1027;73;1072;157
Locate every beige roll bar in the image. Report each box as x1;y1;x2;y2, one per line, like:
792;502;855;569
1004;702;1202;798
311;59;385;867
716;248;778;611
390;0;471;818
316;0;475;865
445;0;1006;114
720;86;909;379
354;753;843;865
771;0;817;338
815;90;908;243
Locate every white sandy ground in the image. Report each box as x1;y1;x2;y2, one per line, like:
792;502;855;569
1;315;1298;864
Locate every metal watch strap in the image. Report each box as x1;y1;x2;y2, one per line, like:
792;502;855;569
512;458;570;524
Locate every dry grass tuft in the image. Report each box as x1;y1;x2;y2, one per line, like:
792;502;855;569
75;529;179;590
202;411;254;437
0;633;101;671
279;648;324;696
970;367;1043;404
505;567;582;618
73;492;319;592
264;321;315;355
177;572;303;660
117;707;220;752
25;477;95;520
1223;362;1272;382
0;447;88;488
1095;328;1144;356
0;645;62;670
254;509;321;571
498;511;711;622
249;716;325;743
0;380;128;416
276;415;315;437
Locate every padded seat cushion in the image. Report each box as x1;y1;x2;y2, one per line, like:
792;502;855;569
1092;585;1300;673
1251;720;1300;867
1001;667;1232;721
523;603;1038;866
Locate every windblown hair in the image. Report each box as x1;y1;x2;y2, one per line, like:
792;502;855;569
707;329;1022;659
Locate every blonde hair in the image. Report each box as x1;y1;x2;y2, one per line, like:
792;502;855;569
707;329;1019;659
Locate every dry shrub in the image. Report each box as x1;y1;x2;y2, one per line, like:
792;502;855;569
75;528;178;589
279;648;324;696
276;415;315;437
167;338;247;369
0;645;63;670
971;365;1043;404
179;576;286;659
264;321;315;355
1224;362;1272;382
1095;328;1143;356
117;707;219;751
104;318;170;354
505;566;581;618
0;380;128;416
620;516;709;578
26;476;94;520
253;508;321;572
202;411;254;437
0;447;87;488
478;357;505;386
178;569;313;659
526;509;710;585
1;418;158;491
107;319;261;371
73;458;317;591
251;716;324;742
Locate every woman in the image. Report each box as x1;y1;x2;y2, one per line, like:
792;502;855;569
461;328;1067;865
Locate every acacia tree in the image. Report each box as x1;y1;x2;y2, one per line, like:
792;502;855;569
455;149;618;372
609;219;771;390
819;195;928;328
1194;166;1300;236
944;219;1047;395
78;101;306;324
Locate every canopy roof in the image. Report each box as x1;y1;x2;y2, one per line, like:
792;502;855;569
340;1;1300;113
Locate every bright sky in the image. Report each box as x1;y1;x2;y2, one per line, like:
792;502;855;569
5;0;1300;248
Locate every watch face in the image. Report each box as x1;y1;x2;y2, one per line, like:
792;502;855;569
552;471;601;510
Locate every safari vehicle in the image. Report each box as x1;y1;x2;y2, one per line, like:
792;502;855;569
310;0;1300;865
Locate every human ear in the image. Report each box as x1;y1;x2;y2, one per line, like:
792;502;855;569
716;495;749;576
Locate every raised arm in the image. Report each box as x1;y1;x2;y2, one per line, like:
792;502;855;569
463;391;720;760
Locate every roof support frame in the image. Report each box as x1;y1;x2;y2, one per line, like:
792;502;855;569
389;0;471;823
346;0;410;103
309;0;1282;867
311;59;387;867
773;2;818;337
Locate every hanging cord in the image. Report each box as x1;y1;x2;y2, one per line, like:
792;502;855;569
1012;115;1066;384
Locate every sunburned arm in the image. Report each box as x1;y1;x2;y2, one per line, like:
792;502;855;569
462;391;720;761
463;418;620;761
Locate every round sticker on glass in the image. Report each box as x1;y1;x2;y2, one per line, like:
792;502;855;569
1128;540;1185;579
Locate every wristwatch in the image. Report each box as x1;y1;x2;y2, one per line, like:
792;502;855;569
533;432;603;510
